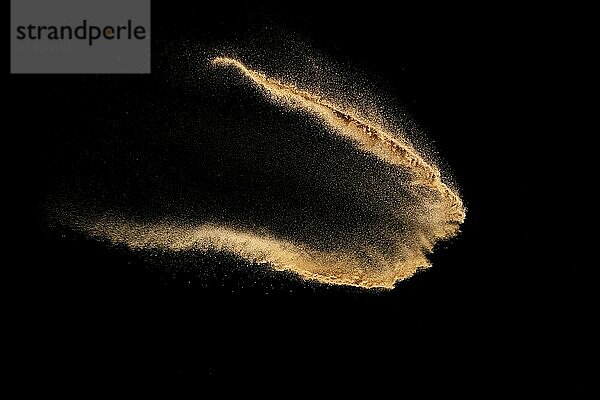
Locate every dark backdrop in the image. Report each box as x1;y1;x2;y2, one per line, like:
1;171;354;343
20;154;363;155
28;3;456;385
8;1;589;392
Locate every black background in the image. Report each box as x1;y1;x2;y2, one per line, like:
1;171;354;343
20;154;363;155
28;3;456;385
8;1;590;392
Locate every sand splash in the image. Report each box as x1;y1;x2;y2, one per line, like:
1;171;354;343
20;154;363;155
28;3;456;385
54;57;465;289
